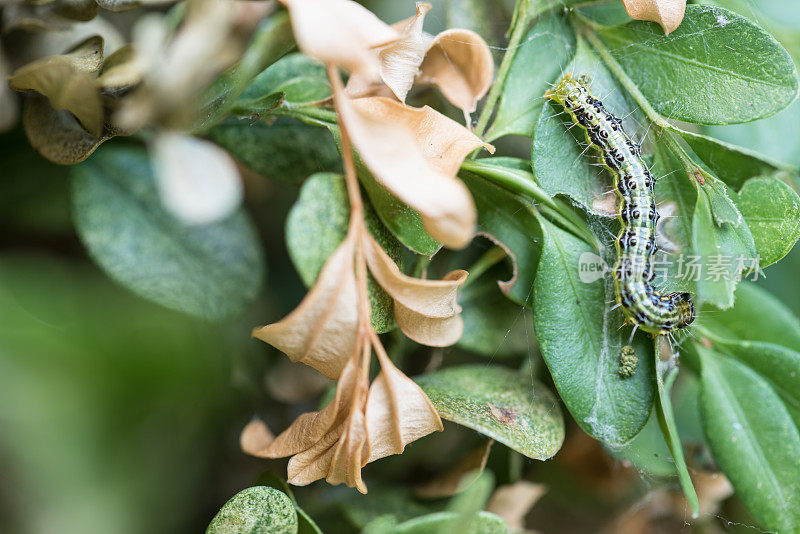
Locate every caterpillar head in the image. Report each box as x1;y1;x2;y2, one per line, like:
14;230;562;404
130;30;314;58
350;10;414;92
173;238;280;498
545;73;592;106
670;292;695;330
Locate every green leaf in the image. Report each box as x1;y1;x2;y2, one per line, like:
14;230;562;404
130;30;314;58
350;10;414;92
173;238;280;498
705;99;800;167
692;186;757;308
697;345;800;532
206;487;298;534
487;14;576;140
736;175;800;266
285;172;400;333
595;5;799;124
70;146;264;320
610;411;675;477
415;365;564;459
207;116;341;185
676;129;789;190
699;281;800;352
196;12;294;130
575;0;632;27
533;37;639;212
460;169;542;305
236;53;330;114
532;217;654;445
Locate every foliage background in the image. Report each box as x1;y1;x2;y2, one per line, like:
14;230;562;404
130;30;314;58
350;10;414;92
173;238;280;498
3;0;800;533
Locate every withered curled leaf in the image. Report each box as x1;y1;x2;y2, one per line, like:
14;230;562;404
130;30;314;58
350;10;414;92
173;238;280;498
365;343;443;463
259;349;371;493
240;417;275;457
622;0;686;35
252;231;358;379
364;233;466;319
486;481;547;531
338;93;491;248
418;28;494;119
377;1;430;102
278;0;400;80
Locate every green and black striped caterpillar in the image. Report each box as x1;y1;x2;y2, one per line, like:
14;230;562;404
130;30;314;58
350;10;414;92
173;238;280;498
545;73;695;336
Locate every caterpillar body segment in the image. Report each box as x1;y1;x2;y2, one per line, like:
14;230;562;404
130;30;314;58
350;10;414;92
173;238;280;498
545;73;694;336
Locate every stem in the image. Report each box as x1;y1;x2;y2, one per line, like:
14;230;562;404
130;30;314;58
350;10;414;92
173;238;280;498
272;105;338;125
327;64;371;333
473;0;532;139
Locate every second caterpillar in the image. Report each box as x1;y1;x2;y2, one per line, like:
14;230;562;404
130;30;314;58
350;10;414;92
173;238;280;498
544;73;694;336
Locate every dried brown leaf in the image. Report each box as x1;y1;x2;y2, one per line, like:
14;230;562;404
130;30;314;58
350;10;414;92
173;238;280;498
240;417;275;457
263;347;371;493
365;344;443;463
252;231;358;379
418;28;493;118
394;301;464;346
416;441;492;499
278;0;400;80
487;481;547;531
339;93;491;248
379;2;430;102
9;35;105;137
622;0;686;35
364;233;466;318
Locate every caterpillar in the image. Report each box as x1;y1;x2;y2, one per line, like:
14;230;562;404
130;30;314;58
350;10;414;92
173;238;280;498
545;73;694;336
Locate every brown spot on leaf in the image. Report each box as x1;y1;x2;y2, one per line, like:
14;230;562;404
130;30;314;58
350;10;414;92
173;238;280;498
488;403;517;426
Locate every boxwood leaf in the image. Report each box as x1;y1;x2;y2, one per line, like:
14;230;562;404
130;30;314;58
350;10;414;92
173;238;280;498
236;53;330;113
692;186;757;308
71;145;264;321
415;365;564;459
532;217;654;445
697;345;800;532
206;487;298;534
596;5;799;124
487;14;576;140
736;175;800;266
676;128;789;190
207;116;341;185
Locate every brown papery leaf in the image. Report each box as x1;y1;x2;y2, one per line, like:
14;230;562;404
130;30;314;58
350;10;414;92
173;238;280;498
622;0;686;35
239;417;275;457
486;481;547;531
278;0;400;80
339;94;491;248
252;231;358;379
395;300;464;346
379;2;430;102
418;29;493;119
9;35;105;137
364;233;466;318
416;441;492;499
275;348;371;493
365;341;443;463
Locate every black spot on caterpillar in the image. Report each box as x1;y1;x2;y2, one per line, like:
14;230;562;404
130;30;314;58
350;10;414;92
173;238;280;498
545;73;694;336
